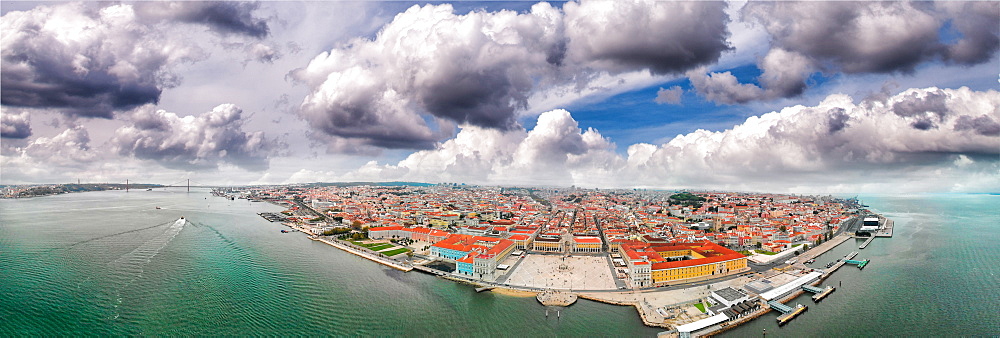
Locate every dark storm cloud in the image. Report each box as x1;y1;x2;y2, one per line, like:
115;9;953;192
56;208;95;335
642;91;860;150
294;1;732;151
0;2;273;118
112;104;277;171
743;2;944;74
687;1;1000;105
134;2;270;38
0;110;32;139
954;115;1000;136
564;1;730;75
0;3;169;117
1;58;161;118
417;67;528;130
939;2;1000;65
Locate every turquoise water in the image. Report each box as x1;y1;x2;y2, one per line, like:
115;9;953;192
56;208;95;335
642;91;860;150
2;191;997;336
0;189;658;336
723;193;1000;337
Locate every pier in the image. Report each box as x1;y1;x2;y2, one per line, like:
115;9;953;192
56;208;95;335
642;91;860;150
859;216;893;249
876;217;894;237
768;301;807;325
844;259;870;269
859;235;876;249
801;285;836;302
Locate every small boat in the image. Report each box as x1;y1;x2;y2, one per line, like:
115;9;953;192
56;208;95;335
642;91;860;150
155;206;161;209
146;188;152;191
281;230;290;233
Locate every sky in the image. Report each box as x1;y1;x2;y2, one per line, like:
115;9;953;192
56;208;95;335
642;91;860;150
1;0;998;194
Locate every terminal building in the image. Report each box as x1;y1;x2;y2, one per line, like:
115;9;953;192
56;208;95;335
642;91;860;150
857;216;881;235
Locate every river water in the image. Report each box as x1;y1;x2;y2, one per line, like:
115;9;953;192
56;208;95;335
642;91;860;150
1;190;996;336
0;189;657;336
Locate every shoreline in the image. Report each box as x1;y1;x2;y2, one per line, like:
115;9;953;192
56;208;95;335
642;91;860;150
281;209;879;335
305;234;413;272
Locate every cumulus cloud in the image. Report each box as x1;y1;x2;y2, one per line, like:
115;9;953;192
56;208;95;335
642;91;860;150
689;1;1000;104
0;2;272;118
342;87;999;192
563;1;730;74
342;109;622;186
291;1;731;150
654;86;683;105
686;68;764;105
111;104;278;171
22;126;97;167
1;110;32;139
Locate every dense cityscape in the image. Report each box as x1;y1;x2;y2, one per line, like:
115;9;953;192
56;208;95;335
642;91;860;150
203;183;879;335
3;0;995;336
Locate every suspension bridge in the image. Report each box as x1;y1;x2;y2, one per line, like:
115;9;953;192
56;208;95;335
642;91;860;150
95;178;221;192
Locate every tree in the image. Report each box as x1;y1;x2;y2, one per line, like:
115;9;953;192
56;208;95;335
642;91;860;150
802;244;809;251
779;225;787;233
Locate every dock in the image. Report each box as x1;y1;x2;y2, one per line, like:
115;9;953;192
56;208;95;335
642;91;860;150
475;287;495;293
412;265;448;276
801;285;836;302
859;235;876;249
768;301;807;325
844;259;870;270
860;216;893;249
876;217;894;237
776;305;807;325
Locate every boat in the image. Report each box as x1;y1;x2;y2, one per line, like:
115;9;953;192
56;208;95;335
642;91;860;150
146;188;152;191
281;230;290;233
155;206;161;209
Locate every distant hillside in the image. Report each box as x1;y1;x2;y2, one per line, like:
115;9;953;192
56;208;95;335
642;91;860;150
301;181;437;188
5;183;164;198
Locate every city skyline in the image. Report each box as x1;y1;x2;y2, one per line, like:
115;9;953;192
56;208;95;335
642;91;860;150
2;1;998;193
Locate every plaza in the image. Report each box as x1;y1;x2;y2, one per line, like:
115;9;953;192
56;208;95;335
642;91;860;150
505;254;617;290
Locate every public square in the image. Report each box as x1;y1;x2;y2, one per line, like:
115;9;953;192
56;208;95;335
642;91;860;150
505;254;617;290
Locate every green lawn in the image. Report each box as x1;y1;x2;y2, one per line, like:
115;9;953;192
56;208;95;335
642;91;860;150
694;302;707;313
755;250;778;255
367;243;395;251
380;248;410;257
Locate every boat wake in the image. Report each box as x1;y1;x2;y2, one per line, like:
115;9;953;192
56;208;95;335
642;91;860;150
104;218;186;319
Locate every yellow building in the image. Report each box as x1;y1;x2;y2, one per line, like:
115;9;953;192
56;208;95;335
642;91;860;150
622;242;749;285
